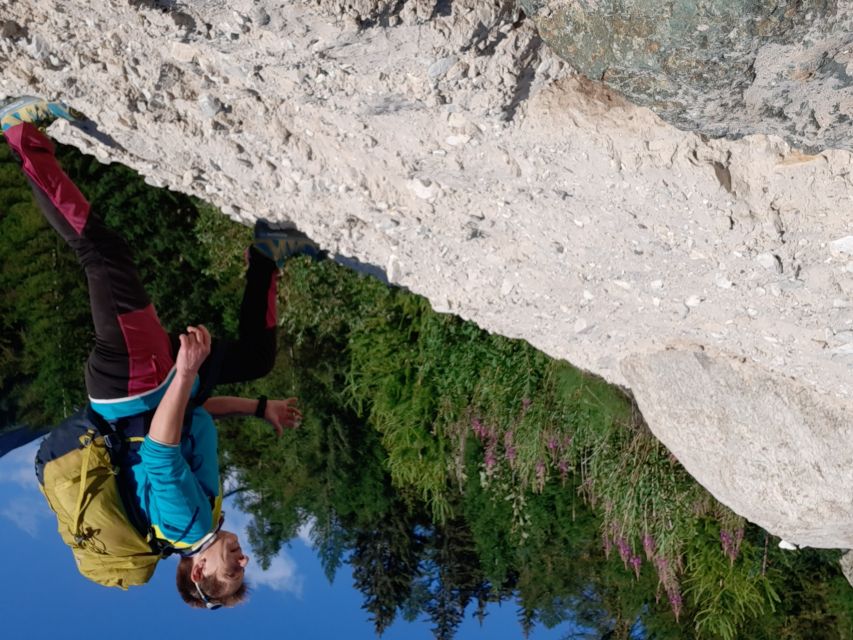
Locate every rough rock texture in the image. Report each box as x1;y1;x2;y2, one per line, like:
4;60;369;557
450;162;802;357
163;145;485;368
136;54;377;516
623;348;853;548
521;0;853;154
1;0;852;547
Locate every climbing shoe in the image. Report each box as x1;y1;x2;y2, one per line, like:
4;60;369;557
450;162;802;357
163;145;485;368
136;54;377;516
0;95;77;133
253;219;325;267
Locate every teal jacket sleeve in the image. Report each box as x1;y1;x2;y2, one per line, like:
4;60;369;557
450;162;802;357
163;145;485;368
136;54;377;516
139;437;213;548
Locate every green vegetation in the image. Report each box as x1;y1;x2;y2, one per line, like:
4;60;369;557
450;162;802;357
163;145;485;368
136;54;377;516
3;142;853;639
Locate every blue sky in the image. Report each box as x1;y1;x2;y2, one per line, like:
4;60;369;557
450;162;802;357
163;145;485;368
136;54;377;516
0;438;576;640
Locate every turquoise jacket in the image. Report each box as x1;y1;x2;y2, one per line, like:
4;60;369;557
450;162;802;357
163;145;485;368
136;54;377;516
90;369;223;550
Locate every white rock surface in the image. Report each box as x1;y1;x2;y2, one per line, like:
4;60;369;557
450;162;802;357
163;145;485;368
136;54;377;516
2;0;852;546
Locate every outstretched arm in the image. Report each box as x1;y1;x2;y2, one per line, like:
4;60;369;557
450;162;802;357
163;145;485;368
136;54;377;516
204;395;302;436
149;325;211;446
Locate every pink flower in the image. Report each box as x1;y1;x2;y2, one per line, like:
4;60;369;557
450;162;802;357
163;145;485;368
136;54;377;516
616;538;632;564
485;452;496;470
629;555;642;578
643;534;656;560
505;446;516;462
533;460;547;490
667;588;683;621
521;397;531;410
547;437;558;451
720;528;744;563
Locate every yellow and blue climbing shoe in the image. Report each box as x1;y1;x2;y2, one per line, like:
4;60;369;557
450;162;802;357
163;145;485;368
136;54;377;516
253;219;325;267
0;96;77;133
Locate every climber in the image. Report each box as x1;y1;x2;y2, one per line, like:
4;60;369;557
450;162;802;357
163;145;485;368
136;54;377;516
1;96;314;608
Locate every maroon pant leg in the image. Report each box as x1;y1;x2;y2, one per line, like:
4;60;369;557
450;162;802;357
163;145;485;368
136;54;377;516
5;123;174;399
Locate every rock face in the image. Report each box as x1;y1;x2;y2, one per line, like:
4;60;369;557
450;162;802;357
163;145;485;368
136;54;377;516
1;0;852;547
623;348;853;548
520;0;853;153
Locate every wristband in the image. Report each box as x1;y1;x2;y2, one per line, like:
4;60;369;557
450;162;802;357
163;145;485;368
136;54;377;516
255;395;268;418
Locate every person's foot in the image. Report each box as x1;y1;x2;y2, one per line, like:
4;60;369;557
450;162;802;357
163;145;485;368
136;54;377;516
0;96;77;133
252;219;325;267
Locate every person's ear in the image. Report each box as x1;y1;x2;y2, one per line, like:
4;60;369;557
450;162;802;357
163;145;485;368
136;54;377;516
190;558;206;583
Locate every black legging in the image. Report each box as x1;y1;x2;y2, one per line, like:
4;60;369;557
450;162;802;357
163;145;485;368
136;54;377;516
5;122;277;401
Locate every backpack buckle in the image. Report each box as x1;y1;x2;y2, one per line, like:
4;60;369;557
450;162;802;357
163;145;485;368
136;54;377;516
102;433;118;450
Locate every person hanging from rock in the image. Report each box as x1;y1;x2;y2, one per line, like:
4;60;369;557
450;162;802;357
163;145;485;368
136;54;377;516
0;96;319;608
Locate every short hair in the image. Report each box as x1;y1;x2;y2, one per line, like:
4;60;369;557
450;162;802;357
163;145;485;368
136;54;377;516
176;556;249;609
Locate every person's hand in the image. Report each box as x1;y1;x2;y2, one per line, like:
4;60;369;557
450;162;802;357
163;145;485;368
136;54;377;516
264;398;302;435
176;325;211;378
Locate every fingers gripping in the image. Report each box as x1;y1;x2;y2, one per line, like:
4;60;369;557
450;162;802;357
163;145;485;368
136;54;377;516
176;325;212;377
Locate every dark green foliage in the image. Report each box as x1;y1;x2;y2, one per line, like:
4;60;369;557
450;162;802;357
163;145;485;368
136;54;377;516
734;545;853;640
350;504;426;634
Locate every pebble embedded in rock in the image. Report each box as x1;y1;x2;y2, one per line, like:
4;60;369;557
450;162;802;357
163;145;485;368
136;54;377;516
574;318;592;334
198;94;224;118
714;274;733;289
407;178;438;201
755;252;782;273
830;236;853;256
251;7;271;27
447;112;467;129
445;134;470;146
831;344;853;358
27;34;50;60
428;56;457;79
171;42;199;64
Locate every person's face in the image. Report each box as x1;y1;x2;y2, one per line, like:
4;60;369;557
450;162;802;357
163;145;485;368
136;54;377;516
195;530;250;595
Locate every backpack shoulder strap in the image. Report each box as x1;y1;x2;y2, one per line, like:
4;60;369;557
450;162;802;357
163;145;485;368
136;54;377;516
86;406;173;556
71;427;97;543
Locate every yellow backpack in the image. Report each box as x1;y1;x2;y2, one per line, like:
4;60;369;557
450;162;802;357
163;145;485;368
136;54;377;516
36;407;167;589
